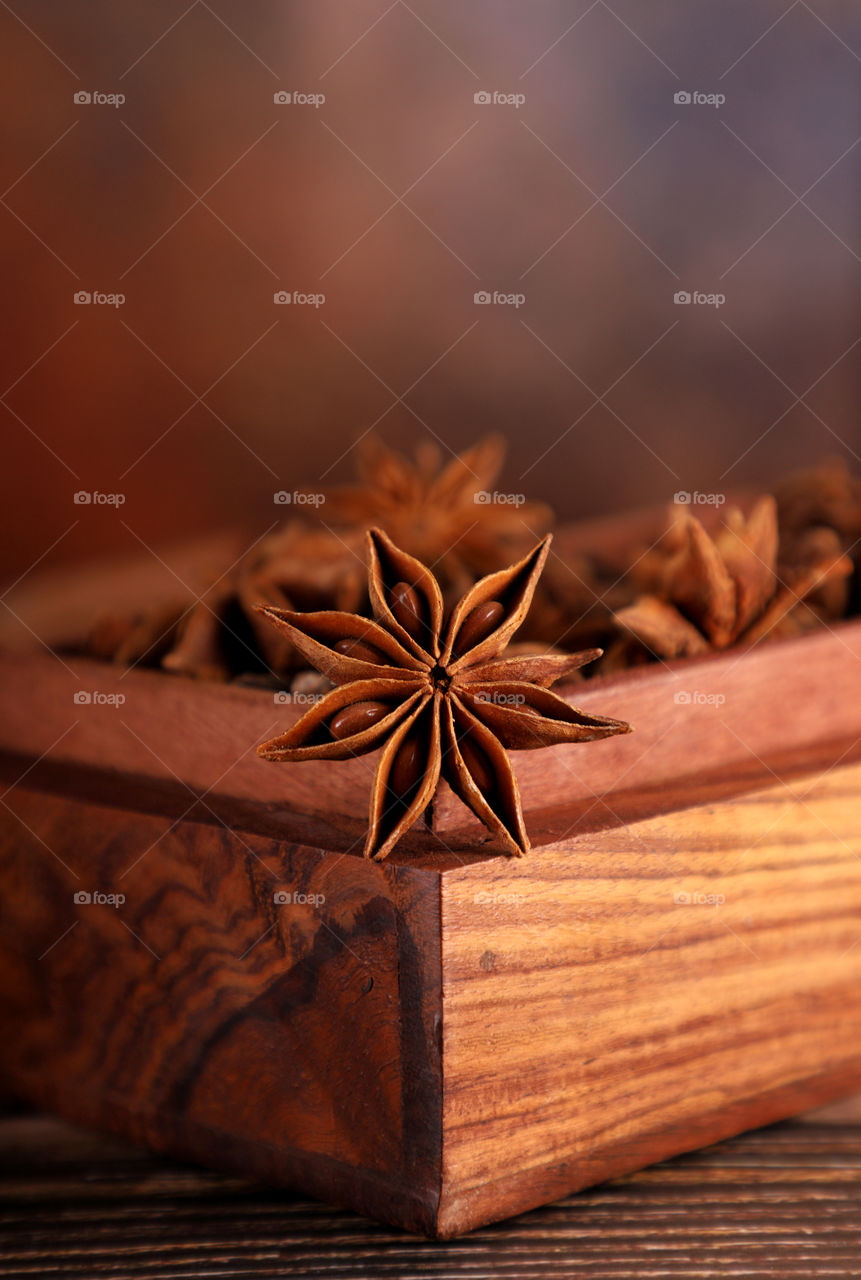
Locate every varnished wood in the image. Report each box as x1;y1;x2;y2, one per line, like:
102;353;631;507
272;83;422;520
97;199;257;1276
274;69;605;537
1;733;861;1234
2;1107;861;1277
3;617;861;861
438;760;861;1234
2;593;861;1234
0;787;444;1235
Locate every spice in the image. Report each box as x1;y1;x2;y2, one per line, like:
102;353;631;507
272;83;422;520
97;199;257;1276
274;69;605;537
320;433;553;597
257;528;631;859
613;496;852;660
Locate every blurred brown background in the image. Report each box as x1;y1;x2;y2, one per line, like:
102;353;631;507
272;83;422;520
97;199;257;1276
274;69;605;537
1;0;859;587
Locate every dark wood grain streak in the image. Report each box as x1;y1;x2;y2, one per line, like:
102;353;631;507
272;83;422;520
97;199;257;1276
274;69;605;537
0;788;443;1235
1;1109;861;1278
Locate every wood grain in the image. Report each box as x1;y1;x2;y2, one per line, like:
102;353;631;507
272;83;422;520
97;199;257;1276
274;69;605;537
0;787;443;1235
2;628;861;1236
438;760;861;1235
2;1108;861;1278
3;617;861;861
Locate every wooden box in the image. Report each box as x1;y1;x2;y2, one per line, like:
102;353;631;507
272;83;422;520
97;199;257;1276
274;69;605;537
2;561;861;1237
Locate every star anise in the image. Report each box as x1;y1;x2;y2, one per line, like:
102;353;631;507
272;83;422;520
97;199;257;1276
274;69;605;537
256;529;631;860
319;433;553;596
613;496;852;661
158;522;365;681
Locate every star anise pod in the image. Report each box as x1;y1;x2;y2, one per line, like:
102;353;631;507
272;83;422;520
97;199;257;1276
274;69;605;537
161;522;366;680
318;433;554;597
256;529;631;860
613;496;852;661
85;436;553;681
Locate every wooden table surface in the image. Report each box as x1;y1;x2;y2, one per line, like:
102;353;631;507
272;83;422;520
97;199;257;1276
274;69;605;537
1;1100;860;1279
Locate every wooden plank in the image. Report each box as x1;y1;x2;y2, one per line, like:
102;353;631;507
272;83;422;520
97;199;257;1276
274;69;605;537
0;787;443;1235
3;617;861;860
1;1109;861;1277
4;757;861;1237
438;759;861;1235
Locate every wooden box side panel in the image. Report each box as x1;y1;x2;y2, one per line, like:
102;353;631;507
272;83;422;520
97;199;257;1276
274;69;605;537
438;760;861;1236
434;619;861;841
0;788;444;1234
5;622;861;864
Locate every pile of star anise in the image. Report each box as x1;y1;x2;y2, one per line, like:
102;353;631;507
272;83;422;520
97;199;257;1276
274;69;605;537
82;440;861;858
86;439;861;685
